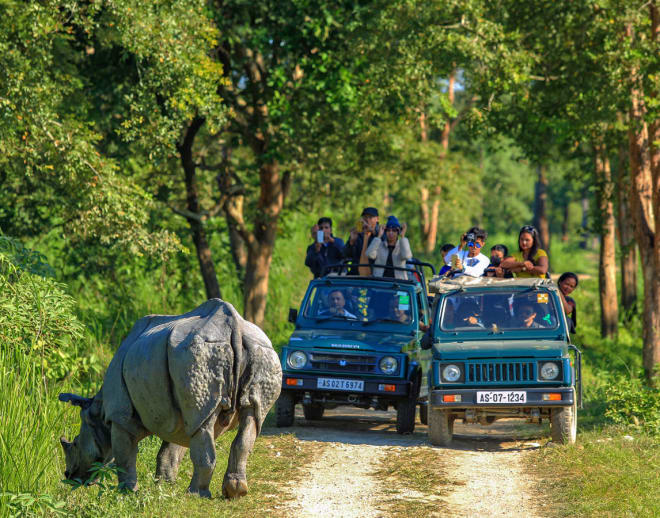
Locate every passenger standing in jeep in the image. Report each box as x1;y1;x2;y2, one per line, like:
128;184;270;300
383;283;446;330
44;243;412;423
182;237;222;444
305;217;345;278
443;227;490;277
342;207;379;275
366;215;412;279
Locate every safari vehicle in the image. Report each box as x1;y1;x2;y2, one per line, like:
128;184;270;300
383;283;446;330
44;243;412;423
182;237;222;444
276;262;434;434
423;276;582;445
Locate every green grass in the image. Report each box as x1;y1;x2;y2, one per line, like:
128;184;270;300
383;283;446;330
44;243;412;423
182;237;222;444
50;430;315;518
529;429;660;518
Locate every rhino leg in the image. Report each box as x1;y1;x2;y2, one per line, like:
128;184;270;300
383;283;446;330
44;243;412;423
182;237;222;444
222;408;257;499
187;417;217;498
156;441;186;483
111;423;139;491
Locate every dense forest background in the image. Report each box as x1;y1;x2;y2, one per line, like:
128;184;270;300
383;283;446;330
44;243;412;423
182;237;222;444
1;1;659;515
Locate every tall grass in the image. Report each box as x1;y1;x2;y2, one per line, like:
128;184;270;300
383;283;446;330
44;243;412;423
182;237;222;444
0;347;64;494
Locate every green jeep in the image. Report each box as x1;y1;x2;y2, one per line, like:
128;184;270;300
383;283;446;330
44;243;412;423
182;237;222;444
423;276;582;445
276;264;433;434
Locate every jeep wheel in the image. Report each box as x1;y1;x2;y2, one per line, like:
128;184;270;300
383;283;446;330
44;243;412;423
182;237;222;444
275;391;295;427
551;402;577;444
428;408;454;446
303;403;324;420
396;397;416;434
419;402;428;425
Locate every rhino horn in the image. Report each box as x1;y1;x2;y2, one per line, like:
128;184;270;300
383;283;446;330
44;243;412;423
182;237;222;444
58;393;93;409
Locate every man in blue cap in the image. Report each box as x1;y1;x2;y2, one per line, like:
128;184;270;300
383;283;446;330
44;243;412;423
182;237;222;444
342;207;379;274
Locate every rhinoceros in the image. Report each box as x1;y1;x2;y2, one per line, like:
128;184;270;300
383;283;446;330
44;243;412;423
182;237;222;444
59;299;281;498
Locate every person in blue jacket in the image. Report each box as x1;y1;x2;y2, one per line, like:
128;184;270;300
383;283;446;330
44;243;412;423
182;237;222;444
305;217;345;278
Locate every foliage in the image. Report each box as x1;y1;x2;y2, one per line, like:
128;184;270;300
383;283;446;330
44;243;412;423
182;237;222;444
604;379;660;435
0;0;224;257
0;236;102;381
0;492;67;517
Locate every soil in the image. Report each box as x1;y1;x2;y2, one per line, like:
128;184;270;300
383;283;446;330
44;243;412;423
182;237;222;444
266;406;544;518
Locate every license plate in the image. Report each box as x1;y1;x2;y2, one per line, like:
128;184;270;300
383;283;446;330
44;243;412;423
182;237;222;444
476;391;527;404
317;378;364;391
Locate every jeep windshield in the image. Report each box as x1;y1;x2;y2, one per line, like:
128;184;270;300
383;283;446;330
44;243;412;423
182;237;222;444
302;283;415;328
439;289;560;332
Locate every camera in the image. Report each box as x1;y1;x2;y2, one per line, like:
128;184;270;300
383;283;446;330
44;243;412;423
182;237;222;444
490;256;502;267
465;232;476;245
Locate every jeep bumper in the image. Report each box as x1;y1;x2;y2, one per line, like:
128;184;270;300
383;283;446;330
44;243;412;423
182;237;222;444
430;387;575;408
282;373;412;397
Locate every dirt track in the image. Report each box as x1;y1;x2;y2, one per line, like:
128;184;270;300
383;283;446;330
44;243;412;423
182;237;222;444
265;406;543;518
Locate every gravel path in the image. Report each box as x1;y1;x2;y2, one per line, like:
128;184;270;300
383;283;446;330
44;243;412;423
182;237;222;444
273;408;542;518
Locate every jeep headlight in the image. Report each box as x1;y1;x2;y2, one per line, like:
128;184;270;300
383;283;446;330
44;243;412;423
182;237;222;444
442;364;462;382
287;351;308;369
379;356;398;375
539;361;560;380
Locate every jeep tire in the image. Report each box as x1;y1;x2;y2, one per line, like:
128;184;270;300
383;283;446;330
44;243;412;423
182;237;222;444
396;397;416;434
303;403;324;420
275;391;295;427
419;402;428;425
551;401;577;444
428;408;454;446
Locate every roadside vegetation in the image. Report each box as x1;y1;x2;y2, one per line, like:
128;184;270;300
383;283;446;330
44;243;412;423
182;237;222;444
526;270;660;517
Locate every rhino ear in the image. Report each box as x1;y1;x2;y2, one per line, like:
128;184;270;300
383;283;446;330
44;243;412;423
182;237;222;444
60;436;72;450
58;393;93;409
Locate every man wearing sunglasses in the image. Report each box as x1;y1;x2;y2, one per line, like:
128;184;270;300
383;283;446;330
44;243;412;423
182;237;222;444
443;227;490;277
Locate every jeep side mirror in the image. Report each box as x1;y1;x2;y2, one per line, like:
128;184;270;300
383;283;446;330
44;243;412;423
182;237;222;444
420;329;434;350
288;308;298;324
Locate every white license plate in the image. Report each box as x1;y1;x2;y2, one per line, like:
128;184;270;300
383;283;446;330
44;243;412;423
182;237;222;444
317;378;364;391
476;391;527;404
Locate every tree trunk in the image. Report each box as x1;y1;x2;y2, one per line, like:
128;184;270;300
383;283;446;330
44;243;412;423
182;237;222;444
242;161;289;327
217;145;247;277
533;164;551;251
561;202;570;242
179;117;221;300
579;194;590;249
628;20;660;383
595;145;619;338
440;71;455;154
426;186;441;253
617;140;638;312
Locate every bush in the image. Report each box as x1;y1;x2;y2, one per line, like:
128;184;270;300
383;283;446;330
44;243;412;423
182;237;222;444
0;236;101;381
604;378;660;436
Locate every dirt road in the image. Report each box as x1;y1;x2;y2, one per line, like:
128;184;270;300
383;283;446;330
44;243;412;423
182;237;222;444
270;406;543;518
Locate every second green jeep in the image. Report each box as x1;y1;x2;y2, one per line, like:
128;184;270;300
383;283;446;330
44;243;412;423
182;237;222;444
423;276;582;445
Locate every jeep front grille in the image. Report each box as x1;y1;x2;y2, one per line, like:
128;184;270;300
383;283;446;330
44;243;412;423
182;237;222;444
466;361;536;384
309;353;377;373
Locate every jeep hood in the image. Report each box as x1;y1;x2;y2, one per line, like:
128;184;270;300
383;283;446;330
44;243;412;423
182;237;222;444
287;329;414;353
434;339;568;359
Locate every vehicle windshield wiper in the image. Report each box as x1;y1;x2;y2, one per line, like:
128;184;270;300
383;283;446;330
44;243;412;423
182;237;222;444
314;314;357;322
362;317;405;326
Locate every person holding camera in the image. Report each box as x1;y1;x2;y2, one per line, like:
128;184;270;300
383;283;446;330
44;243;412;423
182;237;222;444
305;217;345;278
484;244;510;278
366;215;412;279
443;227;490;277
500;225;549;278
342;207;380;275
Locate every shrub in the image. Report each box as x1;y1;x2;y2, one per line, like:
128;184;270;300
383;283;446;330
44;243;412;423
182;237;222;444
604;378;660;436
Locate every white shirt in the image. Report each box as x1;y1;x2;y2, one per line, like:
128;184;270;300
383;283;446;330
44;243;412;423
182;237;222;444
444;246;490;277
